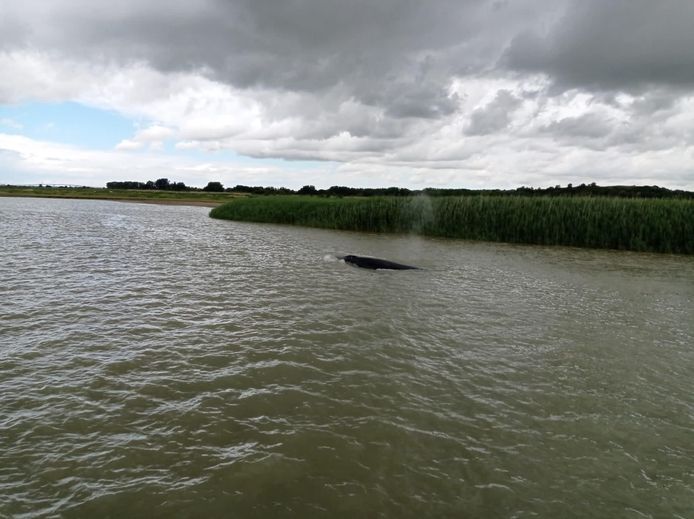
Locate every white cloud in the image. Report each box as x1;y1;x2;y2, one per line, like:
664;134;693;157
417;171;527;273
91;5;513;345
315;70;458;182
115;125;176;151
134;125;175;142
115;139;143;151
0;132;335;188
3;115;694;190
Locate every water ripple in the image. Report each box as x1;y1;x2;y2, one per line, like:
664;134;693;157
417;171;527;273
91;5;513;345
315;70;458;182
1;197;693;517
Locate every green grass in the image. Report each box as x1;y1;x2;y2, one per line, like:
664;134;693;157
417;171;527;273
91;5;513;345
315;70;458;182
0;186;243;204
210;195;694;254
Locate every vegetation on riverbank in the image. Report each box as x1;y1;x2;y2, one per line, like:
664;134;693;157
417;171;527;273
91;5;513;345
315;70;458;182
4;183;693;253
0;185;242;204
210;195;694;254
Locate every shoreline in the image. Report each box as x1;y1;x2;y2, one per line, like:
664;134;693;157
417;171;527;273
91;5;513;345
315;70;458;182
116;199;222;207
0;193;225;208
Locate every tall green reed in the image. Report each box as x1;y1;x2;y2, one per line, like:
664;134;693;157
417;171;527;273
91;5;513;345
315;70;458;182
209;195;694;253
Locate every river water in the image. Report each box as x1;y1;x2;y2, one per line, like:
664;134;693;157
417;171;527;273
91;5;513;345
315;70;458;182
1;197;693;518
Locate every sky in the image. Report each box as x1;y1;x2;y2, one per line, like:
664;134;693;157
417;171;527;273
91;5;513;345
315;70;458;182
1;0;694;190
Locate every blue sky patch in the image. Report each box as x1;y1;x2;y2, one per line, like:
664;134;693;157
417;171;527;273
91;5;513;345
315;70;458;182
0;101;328;172
0;101;136;149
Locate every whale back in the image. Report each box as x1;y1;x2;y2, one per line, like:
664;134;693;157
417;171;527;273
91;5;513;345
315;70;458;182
340;254;419;270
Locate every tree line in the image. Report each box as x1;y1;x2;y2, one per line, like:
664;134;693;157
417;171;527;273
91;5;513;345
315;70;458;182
106;178;224;192
106;179;694;199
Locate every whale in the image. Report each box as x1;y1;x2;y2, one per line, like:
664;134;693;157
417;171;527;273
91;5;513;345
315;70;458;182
338;254;419;270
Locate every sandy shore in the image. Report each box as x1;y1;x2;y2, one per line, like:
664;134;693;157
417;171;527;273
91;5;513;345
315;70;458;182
117;199;223;208
1;193;228;207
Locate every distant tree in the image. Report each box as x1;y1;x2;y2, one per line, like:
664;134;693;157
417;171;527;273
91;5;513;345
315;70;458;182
203;181;224;192
107;180;149;189
298;185;317;195
154;178;171;190
325;185;350;196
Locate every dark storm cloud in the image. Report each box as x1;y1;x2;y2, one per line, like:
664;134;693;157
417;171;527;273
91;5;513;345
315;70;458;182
465;90;522;135
0;0;550;117
541;113;613;140
504;0;694;91
5;1;694;103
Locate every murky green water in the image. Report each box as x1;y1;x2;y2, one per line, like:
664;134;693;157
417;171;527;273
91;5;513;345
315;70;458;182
1;197;693;518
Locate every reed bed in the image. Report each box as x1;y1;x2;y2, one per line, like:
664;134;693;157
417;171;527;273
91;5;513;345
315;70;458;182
209;195;694;253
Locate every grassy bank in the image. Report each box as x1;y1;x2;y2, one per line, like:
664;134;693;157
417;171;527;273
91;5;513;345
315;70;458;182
210;195;694;254
0;185;242;205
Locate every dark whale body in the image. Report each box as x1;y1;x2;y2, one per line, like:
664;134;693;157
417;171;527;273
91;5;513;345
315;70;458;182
339;254;419;270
